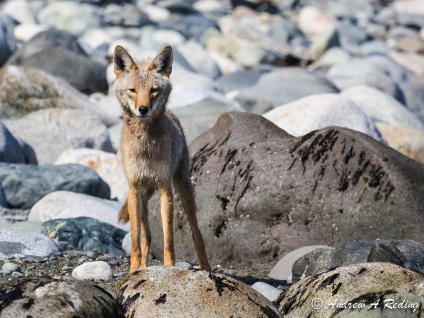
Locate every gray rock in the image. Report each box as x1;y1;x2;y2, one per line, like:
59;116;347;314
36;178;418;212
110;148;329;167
217;70;262;94
4;108;114;164
0;221;43;233
41;217;127;257
158;14;219;41
7;26;107;94
116;266;282;317
28;191;125;230
139;27;186;53
232;68;339;114
0;276;124;317
251;282;282;302
9;47;108;94
175;261;193;269
55;148;128;201
103;3;149;28
327;60;403;100
269;245;331;281
337;23;369;53
2;0;36;24
0;230;60;259
0;163;110;209
401;75;424;124
146;112;424;269
72;261;113;282
292;240;424;283
15;137;38;165
11;271;23;277
2;262;20;272
7;28;88;62
0;14;17;66
365;54;415;85
0;122;26;164
0;66;118;126
177;41;222;79
262;93;384;142
279;263;424;317
174;97;240;144
37;2;103;36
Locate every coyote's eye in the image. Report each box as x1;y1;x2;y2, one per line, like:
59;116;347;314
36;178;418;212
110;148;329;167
150;87;158;94
128;88;136;93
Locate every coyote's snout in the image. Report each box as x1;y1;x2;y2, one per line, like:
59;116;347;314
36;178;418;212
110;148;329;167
113;45;211;272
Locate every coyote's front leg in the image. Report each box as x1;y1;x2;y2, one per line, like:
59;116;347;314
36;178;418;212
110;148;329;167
127;185;151;272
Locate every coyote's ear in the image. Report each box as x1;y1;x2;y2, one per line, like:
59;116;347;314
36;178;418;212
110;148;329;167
149;45;173;77
113;45;137;76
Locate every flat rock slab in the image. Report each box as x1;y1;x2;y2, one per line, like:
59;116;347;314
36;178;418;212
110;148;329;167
0;230;59;259
0;276;124;317
0;163;110;209
115;266;282;318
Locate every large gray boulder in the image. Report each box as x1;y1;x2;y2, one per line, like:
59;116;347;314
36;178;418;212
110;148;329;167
0;276;124;317
4;108;114;164
115;266;282;318
147;112;424;269
0;66;117;126
0;163;110;209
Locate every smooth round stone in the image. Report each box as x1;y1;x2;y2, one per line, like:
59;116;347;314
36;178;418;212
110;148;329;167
72;261;113;282
2;262;20;272
37;2;103;36
175;262;193;269
297;6;334;36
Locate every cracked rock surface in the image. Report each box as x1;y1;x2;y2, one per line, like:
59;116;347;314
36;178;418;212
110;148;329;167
146;112;424;269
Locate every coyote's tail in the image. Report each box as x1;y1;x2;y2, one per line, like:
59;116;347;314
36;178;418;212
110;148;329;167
118;199;129;224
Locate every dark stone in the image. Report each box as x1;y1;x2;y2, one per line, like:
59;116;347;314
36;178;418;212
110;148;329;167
292;239;424;282
147;112;424;269
337;23;370;53
0;163;110;209
234;68;339;114
0;276;124;317
7;29;108;94
217;70;263;94
159;14;219;41
41;217;127;257
0;14;17;67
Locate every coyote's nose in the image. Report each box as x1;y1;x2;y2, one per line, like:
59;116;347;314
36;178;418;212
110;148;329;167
139;107;149;116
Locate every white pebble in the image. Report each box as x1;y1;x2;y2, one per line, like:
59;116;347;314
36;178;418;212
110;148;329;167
72;261;113;282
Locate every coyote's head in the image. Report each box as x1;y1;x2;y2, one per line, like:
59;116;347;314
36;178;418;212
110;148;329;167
113;45;173;119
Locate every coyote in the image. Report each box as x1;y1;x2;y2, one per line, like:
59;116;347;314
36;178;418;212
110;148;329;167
113;45;211;272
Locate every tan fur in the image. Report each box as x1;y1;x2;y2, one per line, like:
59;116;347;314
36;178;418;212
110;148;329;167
113;45;211;272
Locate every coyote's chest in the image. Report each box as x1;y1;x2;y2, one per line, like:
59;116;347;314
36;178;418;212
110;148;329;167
120;124;182;184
